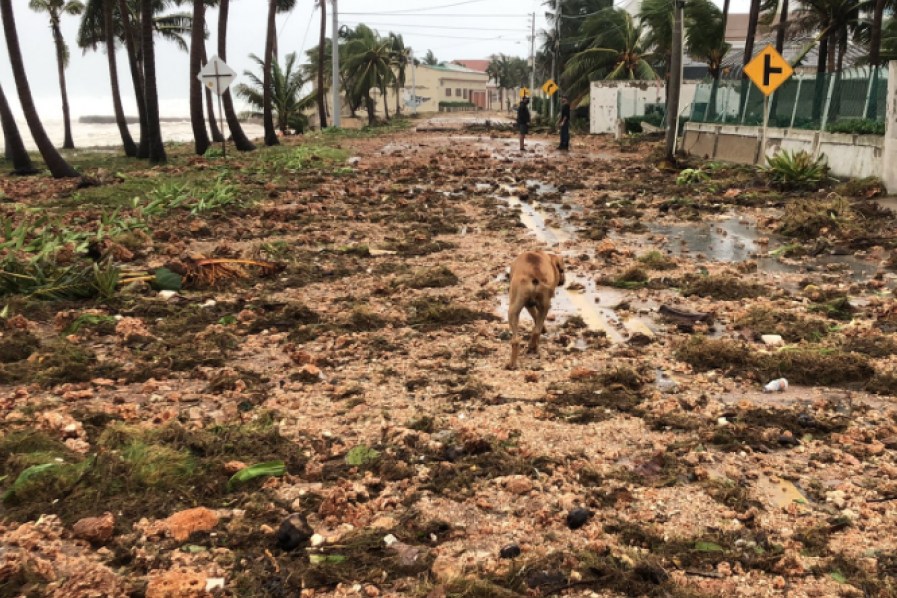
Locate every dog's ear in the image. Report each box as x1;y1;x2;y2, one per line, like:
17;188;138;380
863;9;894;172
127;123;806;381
552;254;565;286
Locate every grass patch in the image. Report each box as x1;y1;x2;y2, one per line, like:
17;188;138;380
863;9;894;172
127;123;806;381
734;308;830;343
637;251;676;271
406;297;498;330
394;266;459;289
778;195;853;240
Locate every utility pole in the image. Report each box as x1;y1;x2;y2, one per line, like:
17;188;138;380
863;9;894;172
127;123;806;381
664;0;684;161
551;2;560;119
411;48;417;115
529;12;536;95
332;0;340;127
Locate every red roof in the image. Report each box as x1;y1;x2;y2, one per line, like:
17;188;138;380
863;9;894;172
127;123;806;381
453;60;490;72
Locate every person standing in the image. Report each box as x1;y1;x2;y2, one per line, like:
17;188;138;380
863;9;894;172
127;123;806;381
558;95;571;151
517;96;531;152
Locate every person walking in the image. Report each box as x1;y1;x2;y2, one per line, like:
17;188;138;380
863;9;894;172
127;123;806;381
517;96;531;152
557;95;571;151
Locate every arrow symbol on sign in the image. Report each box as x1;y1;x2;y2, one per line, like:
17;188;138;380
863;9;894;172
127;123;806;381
763;54;783;87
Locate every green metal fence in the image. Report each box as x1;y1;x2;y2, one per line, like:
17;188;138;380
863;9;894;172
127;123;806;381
688;66;889;133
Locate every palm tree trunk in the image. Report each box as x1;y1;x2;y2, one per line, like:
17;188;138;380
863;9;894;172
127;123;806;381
774;0;789;54
869;0;886;67
190;0;211;155
141;0;166;163
829;27;846;122
827;30;836;73
365;95;375;124
0;0;78;178
104;0;137;157
51;20;75;150
0;80;36;175
739;0;761;119
218;0;256;151
317;0;328;129
263;0;279;146
812;28;828;122
118;0;149;159
201;44;224;143
382;89;390;120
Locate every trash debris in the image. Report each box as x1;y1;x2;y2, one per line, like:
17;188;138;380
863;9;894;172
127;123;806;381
764;378;789;393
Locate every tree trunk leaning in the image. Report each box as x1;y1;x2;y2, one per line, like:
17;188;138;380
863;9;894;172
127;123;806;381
0;80;37;175
217;0;255;151
105;0;137;157
263;0;279;146
0;0;79;178
317;0;328;129
51;20;75;149
202;44;224;143
118;0;149;158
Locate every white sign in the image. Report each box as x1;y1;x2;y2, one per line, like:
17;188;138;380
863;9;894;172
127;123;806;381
197;55;237;97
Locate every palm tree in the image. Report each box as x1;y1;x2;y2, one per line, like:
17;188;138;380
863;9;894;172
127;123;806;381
317;0;328;129
217;0;255;151
563;8;660;103
0;81;37;175
1;0;79;177
116;0;149;157
263;0;296;145
423;49;441;65
881;16;897;61
867;0;889;67
141;0;165;163
685;0;730;79
342;24;394;124
235;53;313;134
29;0;85;150
189;0;210;155
389;33;410;114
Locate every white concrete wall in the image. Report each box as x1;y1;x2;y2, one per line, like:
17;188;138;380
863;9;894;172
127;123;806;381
884;62;897;193
589;80;698;134
681;122;885;180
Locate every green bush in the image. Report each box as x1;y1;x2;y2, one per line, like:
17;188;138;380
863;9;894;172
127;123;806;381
763;149;829;189
438;101;475;109
826;118;886;136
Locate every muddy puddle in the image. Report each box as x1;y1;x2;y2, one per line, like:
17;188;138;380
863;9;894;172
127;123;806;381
637;216;882;284
494;183;658;344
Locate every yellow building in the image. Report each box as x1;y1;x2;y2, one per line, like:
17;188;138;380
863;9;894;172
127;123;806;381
399;63;490;113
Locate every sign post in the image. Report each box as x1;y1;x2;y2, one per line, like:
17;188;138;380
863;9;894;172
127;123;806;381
519;87;530;99
198;55;238;159
743;45;793;163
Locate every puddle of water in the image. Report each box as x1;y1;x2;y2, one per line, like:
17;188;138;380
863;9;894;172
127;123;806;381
756;475;810;512
872;196;897;212
643;216;880;283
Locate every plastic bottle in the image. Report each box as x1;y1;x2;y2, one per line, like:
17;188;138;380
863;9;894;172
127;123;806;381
764;378;788;393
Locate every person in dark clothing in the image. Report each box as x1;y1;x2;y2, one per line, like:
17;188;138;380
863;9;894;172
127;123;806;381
557;95;571;150
517;96;531;151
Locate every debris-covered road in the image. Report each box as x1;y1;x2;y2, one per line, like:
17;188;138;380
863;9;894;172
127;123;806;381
1;120;896;598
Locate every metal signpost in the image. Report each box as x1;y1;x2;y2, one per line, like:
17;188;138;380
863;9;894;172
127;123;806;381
743;45;794;158
197;56;238;158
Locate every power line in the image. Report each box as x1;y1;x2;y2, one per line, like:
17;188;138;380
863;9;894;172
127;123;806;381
340;20;525;32
341;0;490;14
341;12;531;18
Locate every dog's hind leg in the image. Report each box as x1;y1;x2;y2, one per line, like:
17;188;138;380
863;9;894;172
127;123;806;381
528;302;550;355
524;304;547;337
506;297;523;370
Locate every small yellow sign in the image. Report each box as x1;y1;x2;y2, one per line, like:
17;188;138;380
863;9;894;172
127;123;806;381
743;45;793;96
542;79;559;97
519;87;530;98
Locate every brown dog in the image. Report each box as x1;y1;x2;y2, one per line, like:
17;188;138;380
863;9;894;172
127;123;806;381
506;251;565;369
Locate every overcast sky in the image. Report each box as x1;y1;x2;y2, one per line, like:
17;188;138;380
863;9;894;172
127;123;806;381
0;0;752;119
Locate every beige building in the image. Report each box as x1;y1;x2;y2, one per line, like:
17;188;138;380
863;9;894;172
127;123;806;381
395;63;489;113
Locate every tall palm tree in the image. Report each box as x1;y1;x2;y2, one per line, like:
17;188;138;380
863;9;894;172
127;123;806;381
342;24;394;124
29;0;85;150
101;0;137;156
423;49;441;65
389;33;410;115
235;53;313;134
217;0;255;151
317;0;328;129
563;8;660;103
868;0;889;66
263;0;292;145
0;81;37;175
1;0;79;177
189;0;210;155
117;0;149;157
141;0;165;163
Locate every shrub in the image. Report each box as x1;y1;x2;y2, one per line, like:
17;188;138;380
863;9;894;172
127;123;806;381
438;101;475;109
624;113;663;134
826;118;885;136
762;149;828;189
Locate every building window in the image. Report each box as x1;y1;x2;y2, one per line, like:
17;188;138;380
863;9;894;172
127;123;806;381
456;88;461;96
463;89;468;99
446;88;451;97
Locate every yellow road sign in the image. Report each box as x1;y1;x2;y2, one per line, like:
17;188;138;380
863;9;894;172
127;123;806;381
519;87;530;98
744;45;793;96
542;79;559;96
